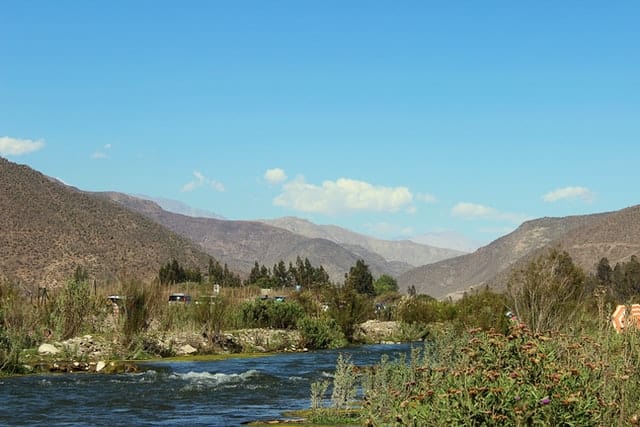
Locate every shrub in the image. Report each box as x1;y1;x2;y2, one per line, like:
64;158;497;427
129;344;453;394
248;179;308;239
49;279;93;339
507;248;586;333
0;282;37;374
454;287;510;332
240;299;305;329
297;316;346;350
397;295;456;325
194;295;228;345
326;287;374;341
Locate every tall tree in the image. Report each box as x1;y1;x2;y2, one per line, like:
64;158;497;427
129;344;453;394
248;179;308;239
208;258;224;285
345;259;375;297
596;257;612;286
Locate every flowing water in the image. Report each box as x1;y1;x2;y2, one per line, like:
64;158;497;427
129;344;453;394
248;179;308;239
0;343;413;426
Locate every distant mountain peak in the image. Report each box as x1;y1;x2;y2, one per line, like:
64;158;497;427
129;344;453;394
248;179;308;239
259;216;464;267
133;195;225;220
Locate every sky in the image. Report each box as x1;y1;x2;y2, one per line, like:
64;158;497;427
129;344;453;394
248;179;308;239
1;1;639;249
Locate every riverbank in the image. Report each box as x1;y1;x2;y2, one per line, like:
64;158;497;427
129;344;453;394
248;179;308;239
15;320;408;375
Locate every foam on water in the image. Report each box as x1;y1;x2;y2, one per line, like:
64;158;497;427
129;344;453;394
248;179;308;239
172;369;262;389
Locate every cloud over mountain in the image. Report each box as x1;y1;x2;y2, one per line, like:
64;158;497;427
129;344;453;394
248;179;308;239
542;186;594;203
273;176;414;215
0;136;45;156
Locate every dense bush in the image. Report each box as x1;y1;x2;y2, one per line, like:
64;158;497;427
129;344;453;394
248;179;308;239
240;299;305;329
397;294;456;325
326;287;375;341
297;316;346;350
454;287;510;332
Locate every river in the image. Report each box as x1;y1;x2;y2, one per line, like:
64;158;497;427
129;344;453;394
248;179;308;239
0;343;413;426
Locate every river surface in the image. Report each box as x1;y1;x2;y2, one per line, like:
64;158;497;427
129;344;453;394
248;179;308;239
0;343;413;426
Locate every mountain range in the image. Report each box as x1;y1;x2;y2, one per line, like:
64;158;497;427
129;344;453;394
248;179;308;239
0;157;460;287
98;193;461;283
399;207;640;299
3;156;639;299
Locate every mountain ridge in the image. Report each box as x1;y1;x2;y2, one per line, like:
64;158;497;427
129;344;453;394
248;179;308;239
398;207;638;299
99;193;415;283
258;216;465;267
0;157;212;289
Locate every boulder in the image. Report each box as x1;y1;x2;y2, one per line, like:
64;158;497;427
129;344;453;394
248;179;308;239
178;344;197;355
38;343;61;355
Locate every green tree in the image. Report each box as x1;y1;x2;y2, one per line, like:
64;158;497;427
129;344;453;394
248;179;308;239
326;286;374;341
345;259;375;296
373;274;398;295
624;255;640;296
596;257;612;286
273;260;292;288
208;257;224;285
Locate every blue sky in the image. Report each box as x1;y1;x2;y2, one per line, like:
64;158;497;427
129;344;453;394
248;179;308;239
2;1;639;248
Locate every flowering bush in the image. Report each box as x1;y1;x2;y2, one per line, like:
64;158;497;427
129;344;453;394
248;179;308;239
356;324;640;426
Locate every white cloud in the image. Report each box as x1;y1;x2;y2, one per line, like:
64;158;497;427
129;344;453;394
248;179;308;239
542;186;594;203
91;143;112;160
181;170;225;193
0;136;45;156
451;202;529;224
273;176;414;215
264;168;287;185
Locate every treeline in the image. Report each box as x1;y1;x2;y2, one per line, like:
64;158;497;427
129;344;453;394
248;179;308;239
158;258;241;287
588;255;640;301
247;257;330;289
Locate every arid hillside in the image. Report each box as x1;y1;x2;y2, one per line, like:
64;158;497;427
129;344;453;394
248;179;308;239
0;158;211;289
398;212;610;299
259;216;465;266
100;192;412;282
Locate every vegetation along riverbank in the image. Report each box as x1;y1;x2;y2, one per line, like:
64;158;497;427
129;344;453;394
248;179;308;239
5;250;640;425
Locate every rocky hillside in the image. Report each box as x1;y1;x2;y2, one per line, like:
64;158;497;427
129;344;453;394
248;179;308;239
0;157;212;289
398;212;608;299
259;216;465;266
99;193;412;282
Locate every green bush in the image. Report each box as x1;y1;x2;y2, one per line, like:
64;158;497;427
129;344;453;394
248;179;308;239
397;295;456;325
454;287;510;332
240;299;305;329
297;316;346;350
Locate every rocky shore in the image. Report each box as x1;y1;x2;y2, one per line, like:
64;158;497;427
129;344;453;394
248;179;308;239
22;320;403;374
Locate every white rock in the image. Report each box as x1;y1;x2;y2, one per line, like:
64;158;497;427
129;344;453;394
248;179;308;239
38;343;61;355
96;361;106;372
178;344;197;355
